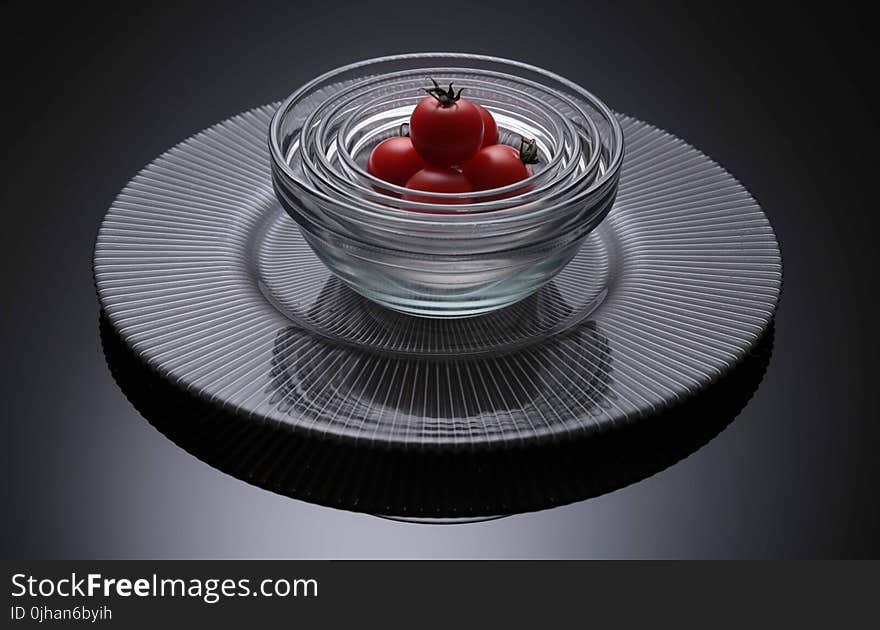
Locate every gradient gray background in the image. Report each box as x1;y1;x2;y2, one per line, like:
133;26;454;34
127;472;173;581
2;0;878;558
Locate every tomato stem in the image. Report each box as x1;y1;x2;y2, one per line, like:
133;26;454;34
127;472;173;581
519;137;539;164
425;78;463;106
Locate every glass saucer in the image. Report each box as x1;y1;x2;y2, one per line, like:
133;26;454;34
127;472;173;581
94;104;782;450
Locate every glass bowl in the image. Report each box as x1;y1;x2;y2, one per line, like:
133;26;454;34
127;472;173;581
269;53;624;318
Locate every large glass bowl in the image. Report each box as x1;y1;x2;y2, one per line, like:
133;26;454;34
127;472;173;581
269;53;624;318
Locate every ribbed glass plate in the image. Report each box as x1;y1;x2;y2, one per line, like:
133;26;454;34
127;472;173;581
94;104;781;449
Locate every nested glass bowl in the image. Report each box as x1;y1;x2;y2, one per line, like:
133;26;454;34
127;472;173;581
269;53;624;318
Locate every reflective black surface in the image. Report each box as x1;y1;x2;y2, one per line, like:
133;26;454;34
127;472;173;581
3;0;878;557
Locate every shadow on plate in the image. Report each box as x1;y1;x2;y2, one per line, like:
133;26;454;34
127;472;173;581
99;300;773;521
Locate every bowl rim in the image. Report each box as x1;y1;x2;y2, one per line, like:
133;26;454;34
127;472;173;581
268;52;624;225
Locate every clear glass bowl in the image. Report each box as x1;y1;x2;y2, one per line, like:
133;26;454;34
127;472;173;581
269;53;624;318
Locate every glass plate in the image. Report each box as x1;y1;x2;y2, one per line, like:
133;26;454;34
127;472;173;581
94;104;782;451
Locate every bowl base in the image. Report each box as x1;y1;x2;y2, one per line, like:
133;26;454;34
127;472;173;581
349;284;547;319
253;201;615;358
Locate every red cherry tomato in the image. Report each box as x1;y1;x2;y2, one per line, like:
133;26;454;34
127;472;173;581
462;144;532;195
403;167;473;205
367;136;427;187
474;103;499;147
409;81;484;168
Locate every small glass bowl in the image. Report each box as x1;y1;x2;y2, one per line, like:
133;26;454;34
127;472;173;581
269;53;624;318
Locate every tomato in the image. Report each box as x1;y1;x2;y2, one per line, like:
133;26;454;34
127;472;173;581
409;80;484;168
403;167;473;205
367;136;427;187
474;103;499;147
462;142;535;195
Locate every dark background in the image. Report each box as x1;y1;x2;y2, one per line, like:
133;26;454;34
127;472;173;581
2;0;877;558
